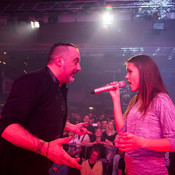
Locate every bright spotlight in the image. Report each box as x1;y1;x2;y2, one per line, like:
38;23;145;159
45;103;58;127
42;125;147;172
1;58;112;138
102;12;113;25
89;106;94;110
31;21;40;29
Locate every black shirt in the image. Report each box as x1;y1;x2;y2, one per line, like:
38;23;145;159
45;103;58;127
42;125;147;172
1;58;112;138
0;67;68;175
102;132;117;145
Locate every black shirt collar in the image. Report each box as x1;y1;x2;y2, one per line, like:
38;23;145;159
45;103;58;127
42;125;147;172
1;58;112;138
46;66;66;89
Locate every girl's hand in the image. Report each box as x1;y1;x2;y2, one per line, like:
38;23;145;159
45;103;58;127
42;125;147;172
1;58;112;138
109;82;120;99
114;132;144;152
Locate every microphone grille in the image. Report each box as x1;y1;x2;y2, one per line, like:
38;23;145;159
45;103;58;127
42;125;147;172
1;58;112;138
118;81;126;88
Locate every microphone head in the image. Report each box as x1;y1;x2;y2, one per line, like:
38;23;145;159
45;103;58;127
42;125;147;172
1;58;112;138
118;81;126;88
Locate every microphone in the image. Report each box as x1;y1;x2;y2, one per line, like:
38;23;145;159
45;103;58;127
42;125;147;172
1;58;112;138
91;81;126;94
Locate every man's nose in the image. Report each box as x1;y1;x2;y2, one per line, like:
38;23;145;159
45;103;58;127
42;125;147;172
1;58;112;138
77;64;81;71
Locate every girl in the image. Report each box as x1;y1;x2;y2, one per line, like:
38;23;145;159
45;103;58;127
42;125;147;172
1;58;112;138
109;55;175;174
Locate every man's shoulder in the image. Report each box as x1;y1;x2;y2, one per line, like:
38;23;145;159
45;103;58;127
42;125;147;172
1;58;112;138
25;68;49;78
16;68;50;83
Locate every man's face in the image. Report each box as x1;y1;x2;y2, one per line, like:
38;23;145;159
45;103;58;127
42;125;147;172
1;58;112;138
61;46;81;83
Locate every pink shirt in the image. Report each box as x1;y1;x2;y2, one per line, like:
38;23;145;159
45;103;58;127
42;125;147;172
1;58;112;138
120;93;175;175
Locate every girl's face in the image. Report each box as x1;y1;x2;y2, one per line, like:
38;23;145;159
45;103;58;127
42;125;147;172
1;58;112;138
125;62;140;92
95;129;102;137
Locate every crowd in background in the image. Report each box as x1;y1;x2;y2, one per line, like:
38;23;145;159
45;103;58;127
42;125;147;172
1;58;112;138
49;112;175;175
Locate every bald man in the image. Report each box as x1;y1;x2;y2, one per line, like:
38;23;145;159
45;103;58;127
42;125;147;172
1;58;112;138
0;43;91;175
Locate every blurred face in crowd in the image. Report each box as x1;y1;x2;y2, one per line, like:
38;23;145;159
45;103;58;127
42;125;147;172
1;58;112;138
111;119;115;125
89;113;93;118
90;151;99;164
89;119;94;126
99;114;105;120
102;120;107;129
95;128;102;137
97;121;101;128
83;115;90;123
108;121;114;130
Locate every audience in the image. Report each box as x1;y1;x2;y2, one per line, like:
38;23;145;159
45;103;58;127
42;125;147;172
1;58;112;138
101;120;108;133
50;111;175;175
112;151;125;175
67;131;82;158
83;115;95;140
102;121;117;146
50;131;81;175
118;154;125;175
112;154;121;175
97;121;102;129
81;146;103;175
102;122;117;175
89;128;106;145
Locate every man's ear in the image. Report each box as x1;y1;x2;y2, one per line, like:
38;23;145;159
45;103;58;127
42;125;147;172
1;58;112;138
56;57;64;67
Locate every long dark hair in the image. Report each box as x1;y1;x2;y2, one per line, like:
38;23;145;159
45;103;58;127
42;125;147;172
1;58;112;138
124;55;168;117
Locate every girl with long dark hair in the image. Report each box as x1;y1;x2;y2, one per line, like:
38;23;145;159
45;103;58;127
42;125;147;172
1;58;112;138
109;55;175;174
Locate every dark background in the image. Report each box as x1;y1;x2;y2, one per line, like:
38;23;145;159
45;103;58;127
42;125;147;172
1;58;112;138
0;0;175;115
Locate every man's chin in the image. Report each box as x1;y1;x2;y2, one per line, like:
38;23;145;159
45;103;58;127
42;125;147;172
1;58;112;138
68;77;75;83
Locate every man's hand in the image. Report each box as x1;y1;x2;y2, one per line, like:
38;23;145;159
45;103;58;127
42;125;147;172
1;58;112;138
1;123;82;169
65;122;92;136
47;137;81;169
73;122;92;136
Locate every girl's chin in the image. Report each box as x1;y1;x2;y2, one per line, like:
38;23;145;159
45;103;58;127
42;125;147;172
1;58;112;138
129;85;135;92
130;88;138;92
129;84;133;91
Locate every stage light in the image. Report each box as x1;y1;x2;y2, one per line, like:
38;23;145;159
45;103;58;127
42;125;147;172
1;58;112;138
31;21;40;29
89;106;94;110
101;6;114;28
102;11;113;25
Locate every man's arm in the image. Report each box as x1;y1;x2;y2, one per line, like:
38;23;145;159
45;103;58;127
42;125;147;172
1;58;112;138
1;123;81;169
1;123;48;156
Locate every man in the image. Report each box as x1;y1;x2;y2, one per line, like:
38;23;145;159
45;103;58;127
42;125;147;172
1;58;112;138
0;43;91;175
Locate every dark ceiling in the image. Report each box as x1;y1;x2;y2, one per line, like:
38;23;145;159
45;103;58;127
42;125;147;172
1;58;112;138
0;0;175;19
0;0;175;112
